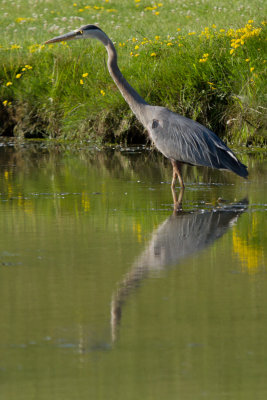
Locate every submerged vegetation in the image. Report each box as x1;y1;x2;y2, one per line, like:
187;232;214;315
0;0;266;145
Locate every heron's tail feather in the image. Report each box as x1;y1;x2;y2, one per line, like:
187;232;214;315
215;147;248;178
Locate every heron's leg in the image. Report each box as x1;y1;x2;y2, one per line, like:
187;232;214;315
172;186;184;212
171;160;184;211
171;168;178;203
171;160;185;189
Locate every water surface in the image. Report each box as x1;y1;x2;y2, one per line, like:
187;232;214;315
0;140;266;399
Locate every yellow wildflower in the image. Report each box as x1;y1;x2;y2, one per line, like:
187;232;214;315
16;73;22;79
135;54;140;57
177;28;181;32
248;20;254;24
135;45;139;50
245;58;250;62
6;82;12;86
230;49;235;55
28;44;44;53
155;11;159;15
199;53;209;62
250;67;255;72
100;90;105;96
11;44;21;50
155;35;160;40
3;100;8;106
82;73;88;77
188;32;196;35
25;65;32;69
150;52;156;57
80;79;84;85
167;42;173;46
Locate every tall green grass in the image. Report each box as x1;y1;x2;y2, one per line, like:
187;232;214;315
0;0;266;145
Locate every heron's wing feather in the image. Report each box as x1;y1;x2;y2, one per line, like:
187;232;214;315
148;109;248;178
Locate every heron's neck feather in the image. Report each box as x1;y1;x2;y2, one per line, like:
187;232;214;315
103;39;148;123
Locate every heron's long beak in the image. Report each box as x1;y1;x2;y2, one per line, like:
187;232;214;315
44;30;79;44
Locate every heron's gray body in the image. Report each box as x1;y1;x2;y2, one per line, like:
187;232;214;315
143;105;248;177
45;24;248;202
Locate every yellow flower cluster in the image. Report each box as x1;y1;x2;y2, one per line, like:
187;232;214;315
74;3;116;13
80;72;91;85
2;100;12;106
3;65;32;93
207;81;216;90
199;20;263;56
200;27;212;39
228;21;262;55
15;17;35;23
123;19;263;64
143;2;163;14
199;53;209;63
28;44;45;53
10;44;21;50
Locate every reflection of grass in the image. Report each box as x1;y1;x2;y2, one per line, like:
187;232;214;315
1;143;266;274
232;214;265;274
0;1;266;144
0;142;265;221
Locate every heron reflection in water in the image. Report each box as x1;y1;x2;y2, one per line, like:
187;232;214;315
111;200;248;342
45;25;248;209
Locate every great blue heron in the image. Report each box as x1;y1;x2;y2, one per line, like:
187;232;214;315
45;25;248;206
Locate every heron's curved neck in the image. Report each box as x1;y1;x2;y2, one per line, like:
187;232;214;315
98;35;148;123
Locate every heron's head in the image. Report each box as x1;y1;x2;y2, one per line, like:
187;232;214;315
45;24;106;45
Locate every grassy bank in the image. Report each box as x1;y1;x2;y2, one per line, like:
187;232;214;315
0;0;266;145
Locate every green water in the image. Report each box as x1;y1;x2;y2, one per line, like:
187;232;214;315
0;141;266;399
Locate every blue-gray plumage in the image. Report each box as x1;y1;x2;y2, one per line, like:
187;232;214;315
45;24;248;205
146;107;248;177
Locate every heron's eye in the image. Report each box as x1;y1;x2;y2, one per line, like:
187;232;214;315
78;30;83;35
